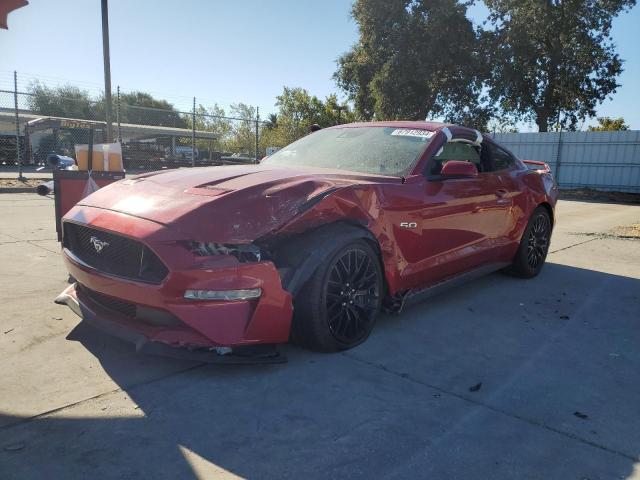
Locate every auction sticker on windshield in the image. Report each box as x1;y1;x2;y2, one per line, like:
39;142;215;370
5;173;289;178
390;129;435;139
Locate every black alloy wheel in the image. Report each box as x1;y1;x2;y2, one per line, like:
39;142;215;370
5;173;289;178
506;206;553;278
292;240;383;351
325;247;380;345
526;213;551;269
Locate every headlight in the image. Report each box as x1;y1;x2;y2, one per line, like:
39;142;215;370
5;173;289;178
184;288;262;301
188;241;261;262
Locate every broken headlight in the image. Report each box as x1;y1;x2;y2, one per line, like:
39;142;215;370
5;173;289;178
188;241;261;263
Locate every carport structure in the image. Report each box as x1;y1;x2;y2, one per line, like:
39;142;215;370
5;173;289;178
17;114;217;168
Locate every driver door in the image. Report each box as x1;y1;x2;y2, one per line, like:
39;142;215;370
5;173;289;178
407;141;511;288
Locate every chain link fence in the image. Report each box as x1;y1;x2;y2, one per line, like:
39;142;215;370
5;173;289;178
0;71;269;174
0;82;24;168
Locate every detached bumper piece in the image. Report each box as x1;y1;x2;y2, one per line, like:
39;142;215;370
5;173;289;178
55;283;286;365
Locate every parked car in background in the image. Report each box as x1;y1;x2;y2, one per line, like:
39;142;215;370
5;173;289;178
56;121;558;360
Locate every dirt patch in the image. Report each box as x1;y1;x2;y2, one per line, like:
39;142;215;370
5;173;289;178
610;223;640;239
0;178;48;189
560;188;640;204
571;223;640;240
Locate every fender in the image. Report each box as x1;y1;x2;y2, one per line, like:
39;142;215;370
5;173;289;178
272;222;378;296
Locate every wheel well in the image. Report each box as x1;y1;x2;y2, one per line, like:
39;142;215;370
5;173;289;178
538;202;554;225
269;221;389;297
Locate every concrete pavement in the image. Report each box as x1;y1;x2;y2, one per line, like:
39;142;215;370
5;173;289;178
0;195;638;479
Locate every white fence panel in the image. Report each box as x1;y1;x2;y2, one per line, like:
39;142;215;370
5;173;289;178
492;130;640;193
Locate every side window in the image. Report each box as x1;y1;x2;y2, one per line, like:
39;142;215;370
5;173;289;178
429;142;481;175
490;145;516;171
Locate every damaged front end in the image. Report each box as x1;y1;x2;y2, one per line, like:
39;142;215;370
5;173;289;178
54;164;393;362
57;202;294;364
55;283;285;364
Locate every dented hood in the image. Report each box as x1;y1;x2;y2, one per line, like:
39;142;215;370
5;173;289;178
77;165;384;242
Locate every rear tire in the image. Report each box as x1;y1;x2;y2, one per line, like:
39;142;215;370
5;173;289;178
291;240;383;351
507;206;552;278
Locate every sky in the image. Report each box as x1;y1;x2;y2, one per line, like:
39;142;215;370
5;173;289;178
1;0;639;130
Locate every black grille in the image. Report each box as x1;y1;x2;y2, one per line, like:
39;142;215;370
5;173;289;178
63;222;168;284
79;285;137;318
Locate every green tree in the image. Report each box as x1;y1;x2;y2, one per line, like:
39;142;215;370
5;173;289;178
483;0;636;132
487;116;519;134
321;94;357;127
265;87;355;148
587;116;629;131
184;103;233;150
27;82;104;120
27;83;188;129
274;87;324;143
264;113;278;130
118;91;187;128
256;88;356;155
226;103;257;155
334;0;490;129
207;104;234;150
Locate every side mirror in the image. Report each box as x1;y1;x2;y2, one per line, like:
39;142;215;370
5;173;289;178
440;160;478;178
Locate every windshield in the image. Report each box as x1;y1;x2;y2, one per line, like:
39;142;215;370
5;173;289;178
262;126;434;176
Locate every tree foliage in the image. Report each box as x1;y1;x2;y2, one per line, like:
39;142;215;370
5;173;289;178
26;83;187;128
184;103;231;150
334;0;635;132
483;0;636;132
227;103;257;155
587;116;629;131
260;87;355;150
26;82;354;157
334;0;490;129
183;103;259;155
118;91;187;128
27;82;104;120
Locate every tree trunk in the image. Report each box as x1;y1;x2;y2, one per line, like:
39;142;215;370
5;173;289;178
536;114;549;132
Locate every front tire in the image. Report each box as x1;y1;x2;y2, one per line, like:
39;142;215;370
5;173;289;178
508;206;552;278
291;240;383;351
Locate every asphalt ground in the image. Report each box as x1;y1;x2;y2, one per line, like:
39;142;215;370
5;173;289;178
0;193;638;479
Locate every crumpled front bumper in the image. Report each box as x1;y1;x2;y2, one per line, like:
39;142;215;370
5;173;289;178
57;205;293;363
56;283;286;364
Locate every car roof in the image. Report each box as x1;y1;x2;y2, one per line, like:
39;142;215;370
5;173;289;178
326;120;478;134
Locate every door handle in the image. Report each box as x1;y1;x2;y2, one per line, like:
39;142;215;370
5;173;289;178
495;189;508;198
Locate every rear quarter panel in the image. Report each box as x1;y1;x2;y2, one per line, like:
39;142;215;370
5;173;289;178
495;164;558;266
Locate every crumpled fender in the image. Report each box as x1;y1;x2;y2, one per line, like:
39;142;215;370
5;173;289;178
272;222;378;296
267;184;403;296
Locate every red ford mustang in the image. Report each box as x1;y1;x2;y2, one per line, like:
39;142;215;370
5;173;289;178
56;121;558;361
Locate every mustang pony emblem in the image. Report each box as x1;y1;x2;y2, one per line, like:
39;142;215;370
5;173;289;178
89;236;109;253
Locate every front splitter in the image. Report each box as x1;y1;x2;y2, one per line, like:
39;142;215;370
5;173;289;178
55;284;287;365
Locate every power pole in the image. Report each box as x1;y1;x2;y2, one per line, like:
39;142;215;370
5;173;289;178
255;107;260;163
101;0;113;143
191;97;196;167
14;71;23;180
116;85;121;142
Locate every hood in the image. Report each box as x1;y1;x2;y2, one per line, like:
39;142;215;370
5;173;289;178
78;165;388;242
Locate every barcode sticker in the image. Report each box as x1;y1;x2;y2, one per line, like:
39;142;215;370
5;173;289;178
390;129;435;139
